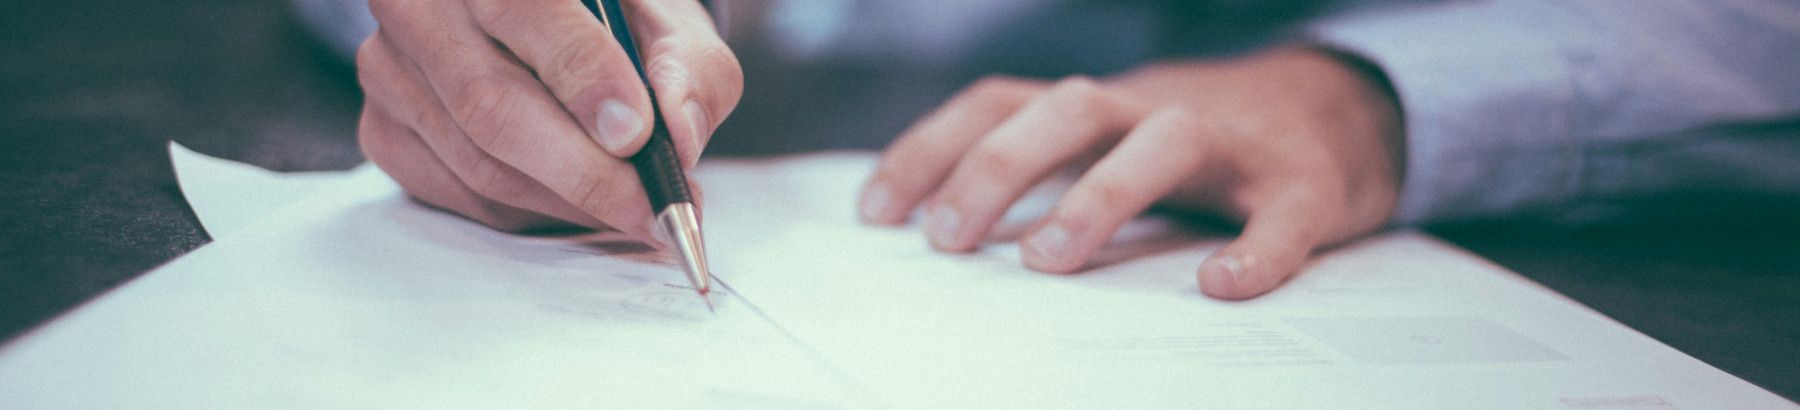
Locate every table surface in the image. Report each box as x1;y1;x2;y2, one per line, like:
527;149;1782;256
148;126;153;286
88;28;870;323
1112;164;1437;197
2;1;1795;402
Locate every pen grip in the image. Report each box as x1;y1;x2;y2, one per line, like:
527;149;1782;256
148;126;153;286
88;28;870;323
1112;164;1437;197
588;0;696;211
631;94;693;211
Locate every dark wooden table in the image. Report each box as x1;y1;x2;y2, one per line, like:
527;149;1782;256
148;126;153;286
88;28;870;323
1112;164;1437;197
2;0;1795;402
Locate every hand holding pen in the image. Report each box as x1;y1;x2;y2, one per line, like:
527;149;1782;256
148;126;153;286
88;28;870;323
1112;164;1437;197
355;0;741;238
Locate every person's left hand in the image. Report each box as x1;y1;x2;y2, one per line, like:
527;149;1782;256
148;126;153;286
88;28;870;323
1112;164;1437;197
857;47;1406;300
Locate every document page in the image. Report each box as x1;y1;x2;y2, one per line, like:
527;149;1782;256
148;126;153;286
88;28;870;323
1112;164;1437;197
0;147;864;408
0;147;1788;409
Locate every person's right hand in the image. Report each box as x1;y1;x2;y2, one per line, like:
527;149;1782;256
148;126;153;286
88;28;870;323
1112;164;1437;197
356;0;742;236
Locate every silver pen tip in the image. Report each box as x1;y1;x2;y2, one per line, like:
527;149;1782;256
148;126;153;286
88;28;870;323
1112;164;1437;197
657;203;713;305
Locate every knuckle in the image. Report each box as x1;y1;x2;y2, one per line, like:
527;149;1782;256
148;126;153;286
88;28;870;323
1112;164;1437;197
1041;76;1110;121
644;40;743;98
399;102;436;135
1066;179;1135;218
466;0;523;31
704;44;744;79
447;77;526;147
928;77;1040;125
1141;108;1208;148
954;75;1034;107
571;177;621;219
965;144;1026;186
356;110;397;160
697;43;744;103
458;157;520;200
543;37;608;88
353;37;395;92
646;53;694;92
886;126;958;166
353;36;381;72
871;152;933;194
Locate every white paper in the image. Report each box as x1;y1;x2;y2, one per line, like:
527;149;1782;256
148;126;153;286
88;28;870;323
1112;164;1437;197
168;143;385;239
0;146;865;408
0;148;1789;409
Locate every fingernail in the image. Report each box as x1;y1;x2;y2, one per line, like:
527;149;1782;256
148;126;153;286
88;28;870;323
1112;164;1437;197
926;204;962;248
595;99;644;155
860;184;892;222
681;100;709;166
1216;255;1249;283
1025;224;1070;262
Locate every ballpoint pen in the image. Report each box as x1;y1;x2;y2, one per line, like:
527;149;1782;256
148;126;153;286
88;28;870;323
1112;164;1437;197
586;0;714;309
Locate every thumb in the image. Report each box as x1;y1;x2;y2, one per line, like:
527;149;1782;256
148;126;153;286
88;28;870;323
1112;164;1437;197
1197;189;1334;300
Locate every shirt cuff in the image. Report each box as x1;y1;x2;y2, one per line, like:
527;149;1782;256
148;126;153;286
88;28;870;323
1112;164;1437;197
1305;3;1593;224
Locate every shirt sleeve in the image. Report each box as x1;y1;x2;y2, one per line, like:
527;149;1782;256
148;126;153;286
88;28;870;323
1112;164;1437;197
1305;0;1800;224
